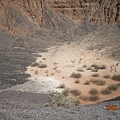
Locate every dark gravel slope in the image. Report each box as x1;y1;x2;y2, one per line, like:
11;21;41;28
0;99;120;120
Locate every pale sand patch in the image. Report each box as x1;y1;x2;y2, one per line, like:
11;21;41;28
26;42;120;105
0;77;63;94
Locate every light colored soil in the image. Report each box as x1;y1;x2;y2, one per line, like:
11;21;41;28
26;42;120;105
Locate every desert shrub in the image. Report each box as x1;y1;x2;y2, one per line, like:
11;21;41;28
81;95;90;101
84;81;90;85
31;62;39;67
89;88;99;95
90;79;106;86
58;84;65;89
49;92;79;107
39;63;47;68
100;88;112;95
62;89;69;96
35;70;38;75
83;65;87;68
89;95;100;101
75;79;80;84
91;64;98;68
107;84;119;91
112;74;120;81
92;73;99;77
86;67;92;70
91;64;106;70
99;65;107;69
117;83;120;87
53;66;57;70
103;74;111;79
91;69;98;72
70;73;82;78
77;67;84;72
70;89;81;96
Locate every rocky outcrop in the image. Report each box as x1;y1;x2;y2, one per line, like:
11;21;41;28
48;0;120;24
0;0;119;35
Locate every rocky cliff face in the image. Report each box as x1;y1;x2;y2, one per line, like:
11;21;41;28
0;0;119;35
48;0;120;24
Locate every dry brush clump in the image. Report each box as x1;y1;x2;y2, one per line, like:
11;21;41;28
101;83;120;95
103;74;111;79
62;89;69;96
112;74;120;81
81;95;90;101
70;73;82;78
107;84;119;91
90;79;106;86
31;62;39;67
89;88;99;96
84;81;90;85
39;63;47;68
75;79;80;84
100;88;112;95
35;70;38;75
49;92;80;107
70;89;81;96
89;95;100;101
58;84;65;89
91;73;99;77
91;64;107;70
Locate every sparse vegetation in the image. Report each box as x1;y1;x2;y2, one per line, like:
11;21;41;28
75;79;80;84
112;74;120;81
92;73;99;77
107;84;119;91
58;84;65;89
70;73;82;78
83;65;87;68
53;66;57;70
70;89;81;96
31;62;39;67
89;88;99;95
86;67;92;70
51;73;54;75
100;88;112;95
77;67;84;72
91;69;98;72
84;81;90;85
49;92;80;107
90;79;106;86
62;89;69;96
81;95;90;101
39;63;47;68
91;64;107;70
103;74;111;79
99;65;107;69
91;64;98;68
35;70;38;75
89;95;100;101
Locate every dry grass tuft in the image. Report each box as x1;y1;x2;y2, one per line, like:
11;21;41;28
89;88;99;95
70;89;81;96
103;74;111;79
75;79;80;84
70;73;82;78
112;74;120;81
84;81;90;85
39;63;47;68
90;79;106;86
91;73;99;77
